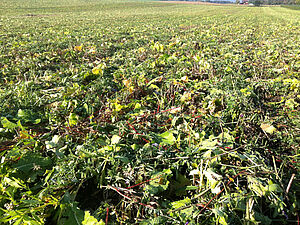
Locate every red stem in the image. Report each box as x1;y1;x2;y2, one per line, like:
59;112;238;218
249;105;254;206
105;207;109;225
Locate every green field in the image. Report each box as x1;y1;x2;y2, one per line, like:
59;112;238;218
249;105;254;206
0;0;299;224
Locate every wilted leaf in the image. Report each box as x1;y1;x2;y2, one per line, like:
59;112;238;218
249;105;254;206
111;135;121;145
180;76;189;83
180;92;191;102
247;176;266;197
46;135;64;150
3;177;25;189
204;168;222;192
260;123;277;134
189;169;200;176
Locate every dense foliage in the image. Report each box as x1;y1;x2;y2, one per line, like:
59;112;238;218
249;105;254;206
0;0;299;224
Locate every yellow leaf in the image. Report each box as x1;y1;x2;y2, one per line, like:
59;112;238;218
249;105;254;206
19;130;29;139
128;86;134;93
173;80;182;85
74;45;82;51
260;123;277;134
92;67;102;75
122;79;131;88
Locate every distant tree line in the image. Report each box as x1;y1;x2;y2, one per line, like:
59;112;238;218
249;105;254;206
248;0;299;5
173;0;300;4
258;0;299;4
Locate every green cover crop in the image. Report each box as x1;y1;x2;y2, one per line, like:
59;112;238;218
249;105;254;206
0;0;299;224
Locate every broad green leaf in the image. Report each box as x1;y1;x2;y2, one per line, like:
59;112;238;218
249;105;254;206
58;198;84;225
13;156;52;173
171;197;191;209
145;169;172;195
13;153;52;182
1;117;18;129
134;102;142;110
267;184;282;193
254;212;272;225
115;155;129;163
159;131;175;145
68;113;79;127
139;216;167;225
171;174;191;196
17;109;41;124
